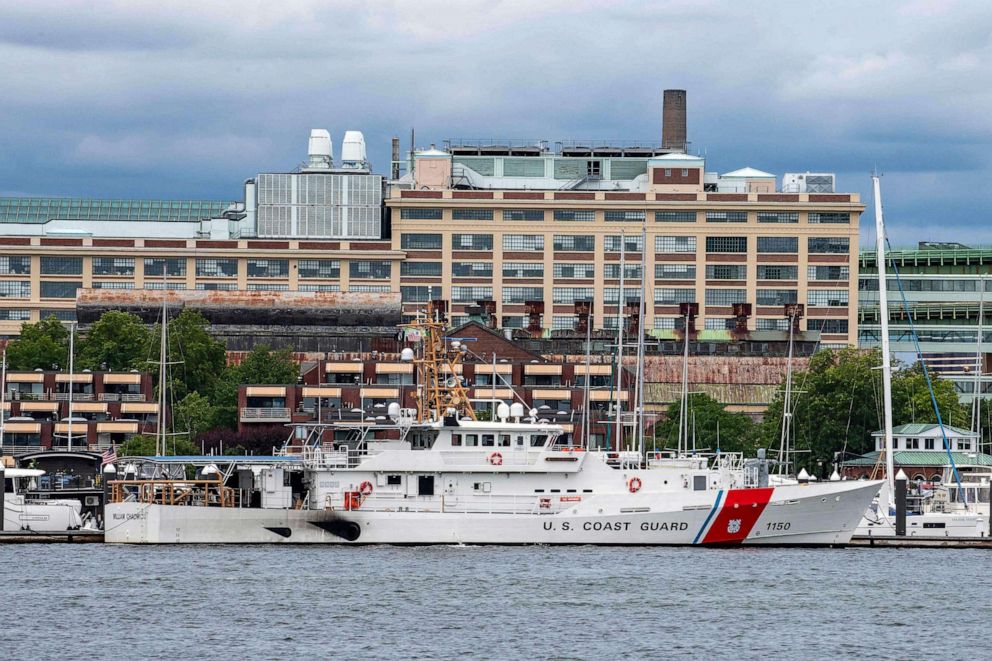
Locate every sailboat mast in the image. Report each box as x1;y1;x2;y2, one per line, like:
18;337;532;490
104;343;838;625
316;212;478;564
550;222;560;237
636;225;647;459
67;322;74;452
677;309;690;456
614;232;626;452
778;311;795;474
873;175;896;494
157;273;168;457
583;306;592;450
971;275;984;440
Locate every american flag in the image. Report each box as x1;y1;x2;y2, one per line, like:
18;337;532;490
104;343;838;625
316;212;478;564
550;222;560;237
101;447;117;466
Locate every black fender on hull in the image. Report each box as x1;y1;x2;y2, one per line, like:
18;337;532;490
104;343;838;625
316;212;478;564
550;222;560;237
310;518;362;541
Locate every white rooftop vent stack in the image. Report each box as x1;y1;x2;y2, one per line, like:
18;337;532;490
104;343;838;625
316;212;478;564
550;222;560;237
341;131;368;170
307;129;333;169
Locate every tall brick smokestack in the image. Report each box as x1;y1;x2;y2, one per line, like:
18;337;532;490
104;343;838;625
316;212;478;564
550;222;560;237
662;89;687;152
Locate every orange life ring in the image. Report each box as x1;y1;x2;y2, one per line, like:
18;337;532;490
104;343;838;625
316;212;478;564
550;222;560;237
359;480;374;496
489;452;503;466
628;477;642;493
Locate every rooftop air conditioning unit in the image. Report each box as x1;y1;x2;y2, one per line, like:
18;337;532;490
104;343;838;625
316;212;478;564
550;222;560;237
782;172;835;194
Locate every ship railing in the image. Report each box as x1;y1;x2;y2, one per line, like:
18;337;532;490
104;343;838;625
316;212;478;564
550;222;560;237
439;451;541;467
330;491;569;516
108;479;239;507
301;446;377;469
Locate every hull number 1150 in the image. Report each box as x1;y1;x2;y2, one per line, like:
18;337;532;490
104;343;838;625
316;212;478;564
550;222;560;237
765;522;791;531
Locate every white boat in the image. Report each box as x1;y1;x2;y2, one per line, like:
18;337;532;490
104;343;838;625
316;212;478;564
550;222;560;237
3;468;84;532
106;305;880;545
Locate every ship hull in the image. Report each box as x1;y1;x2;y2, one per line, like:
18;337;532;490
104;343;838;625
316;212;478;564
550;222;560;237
106;480;881;546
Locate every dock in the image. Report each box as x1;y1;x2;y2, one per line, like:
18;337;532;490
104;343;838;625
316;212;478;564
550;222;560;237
0;530;104;543
849;535;992;548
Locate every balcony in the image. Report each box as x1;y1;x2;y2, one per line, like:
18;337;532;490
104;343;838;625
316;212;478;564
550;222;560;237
240;407;291;423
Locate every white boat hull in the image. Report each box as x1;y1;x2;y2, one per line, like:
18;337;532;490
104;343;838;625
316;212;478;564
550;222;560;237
4;497;84;532
106;480;881;546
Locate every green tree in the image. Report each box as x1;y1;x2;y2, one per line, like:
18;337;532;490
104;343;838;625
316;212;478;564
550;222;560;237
172;391;215;441
119;434;198;458
77;310;152;371
653;392;760;456
236;345;299;385
6;316;69;370
148;309;227;400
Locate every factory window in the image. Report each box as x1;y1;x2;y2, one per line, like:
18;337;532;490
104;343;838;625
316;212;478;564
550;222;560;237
348;285;391;293
655;264;696;280
654;317;677;329
502;262;542;278
554;210;595;222
553;263;595;279
502;287;544;304
502;316;525;329
40;257;83;275
197;283;239;291
40;309;75;321
757;212;799;224
401;286;442;302
756;289;797;306
145;282;186;290
452;209;493;221
452;262;492;277
756;318;789;331
706;264;747;280
654;288;696;305
502;209;545;222
247;283;289;291
452;234;493;251
808;237;850;254
757;236;798;253
40;281;81;299
604;235;644;253
452;286;493;302
0;309;30;321
0;281;31;298
298;259;341;279
757;265;798;280
400;208;443;220
196;258;239;278
298;284;339;292
604;210;646;222
655;236;696;253
552;287;594;304
92;281;135;290
807;289;849;307
0;256;31;275
400;233;442;250
808;265;849;281
604;288;642;304
705;289;747;306
246;259;288;278
145;257;187;277
553;235;594;252
503;235;544;252
402;262;444;277
808;212;849;224
807;319;849;333
705;211;747;223
705;237;747;253
704;318;733;330
655;211;696;223
604;264;642;280
551;316;577;331
587;160;602;177
349;261;391;280
92;257;134;276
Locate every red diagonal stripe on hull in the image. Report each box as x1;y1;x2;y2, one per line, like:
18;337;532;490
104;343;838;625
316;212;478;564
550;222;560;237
701;487;774;544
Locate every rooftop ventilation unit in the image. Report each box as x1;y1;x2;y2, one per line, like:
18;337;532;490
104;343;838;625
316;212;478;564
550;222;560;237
782;172;835;193
307;129;333;169
341;130;368;170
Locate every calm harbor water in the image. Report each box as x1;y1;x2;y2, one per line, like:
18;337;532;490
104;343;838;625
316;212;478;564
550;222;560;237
2;545;985;660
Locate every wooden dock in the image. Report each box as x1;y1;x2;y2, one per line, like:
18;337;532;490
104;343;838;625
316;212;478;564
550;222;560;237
850;535;992;548
0;530;104;543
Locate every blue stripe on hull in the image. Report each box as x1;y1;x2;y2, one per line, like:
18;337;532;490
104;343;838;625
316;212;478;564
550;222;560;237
692;489;724;545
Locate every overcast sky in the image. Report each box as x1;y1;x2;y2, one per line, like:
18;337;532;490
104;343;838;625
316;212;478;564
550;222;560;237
1;1;990;246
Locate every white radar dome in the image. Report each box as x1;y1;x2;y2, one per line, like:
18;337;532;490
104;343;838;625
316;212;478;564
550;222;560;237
496;403;510;420
400;347;415;361
509;403;525;419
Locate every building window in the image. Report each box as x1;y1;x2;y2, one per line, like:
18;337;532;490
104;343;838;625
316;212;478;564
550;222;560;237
502;262;542;278
145;282;186;290
604;235;644;252
654;317;677;329
452;286;493;302
807;289;849;307
757;212;798;224
808;237;850;254
706;211;747;223
808;265;849;281
91;257;134;277
705;237;747;253
400;233;442;250
196;258;239;278
553;235;594;252
604;288;642;304
704;318;732;330
551;316;577;330
245;259;288;278
247;283;289;291
452;262;493;277
655;264;696;280
452;234;493;251
0;256;31;275
40;281;81;298
197;283;239;291
604;210;646;222
757;265;798;280
604;264;642;280
807;319;849;333
502;209;544;222
299;259;341;279
756;318;789;331
0;309;30;321
298;284;339;292
656;236;696;253
706;264;747;280
145;257;187;277
401;285;442;302
705;289;746;306
757;236;798;253
400;208;443;220
756;289;797;306
554;210;595;222
348;285;391;293
808;212;849;224
40;256;83;275
40;309;75;321
655;211;696;223
92;281;134;290
553;263;595;279
349;261;391;280
502;316;525;329
452;209;493;221
0;281;31;298
502;235;544;252
402;262;443;277
502;287;543;304
654;288;696;305
552;287;594;304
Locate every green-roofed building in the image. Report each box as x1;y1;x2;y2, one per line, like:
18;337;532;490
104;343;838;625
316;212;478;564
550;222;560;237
0;197;235;224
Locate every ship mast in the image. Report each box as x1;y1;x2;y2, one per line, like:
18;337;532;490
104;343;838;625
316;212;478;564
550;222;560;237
614;232;626;452
410;301;476;423
873;174;896;495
